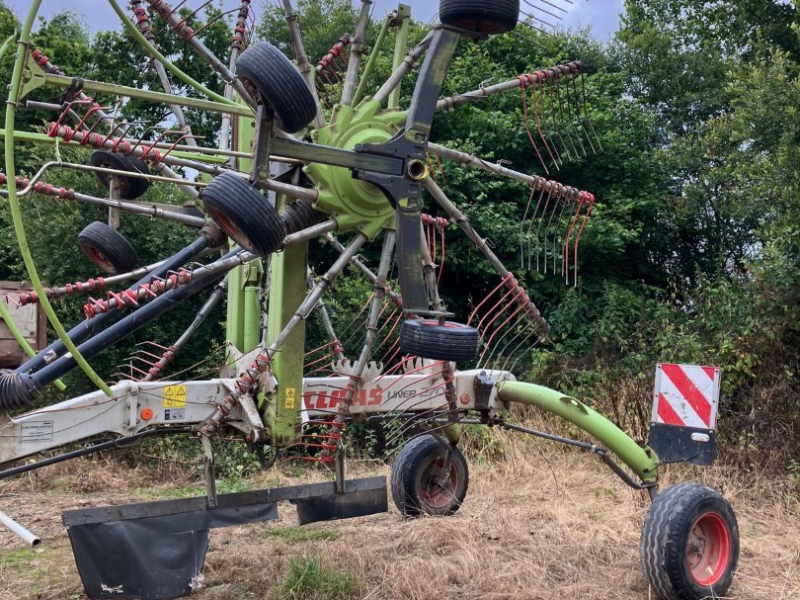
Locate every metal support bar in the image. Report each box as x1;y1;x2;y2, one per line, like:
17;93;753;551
43;73;252;117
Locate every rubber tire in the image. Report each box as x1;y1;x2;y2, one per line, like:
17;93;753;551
439;0;520;35
90;150;151;200
641;483;739;600
391;435;469;517
399;319;479;362
235;42;317;134
200;172;284;257
78;221;140;275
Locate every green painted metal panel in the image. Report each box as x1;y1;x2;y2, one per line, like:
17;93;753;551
264;233;308;444
497;381;659;482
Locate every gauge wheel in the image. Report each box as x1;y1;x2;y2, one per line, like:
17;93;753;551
78;221;140;275
391;434;469;517
641;483;739;600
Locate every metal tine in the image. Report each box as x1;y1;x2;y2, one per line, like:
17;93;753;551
536;0;570;13
504;325;547;373
477;292;531;365
540;79;563;168
487;317;543;372
511;30;547;51
542;186;562;274
555;78;580;159
562;76;588;157
520;10;559;31
383;400;455;446
494;319;546;371
535;186;554;272
581;71;604;151
563;192;588;285
568;74;596;154
553;194;570;275
525;186;547;270
520;186;537;270
547;78;570;164
522;0;566;21
481;308;530;369
531;78;559;170
385;407;461;449
572;194;595;286
519;78;549;174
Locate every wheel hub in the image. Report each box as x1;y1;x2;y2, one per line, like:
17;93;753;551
685;512;731;586
304;99;406;238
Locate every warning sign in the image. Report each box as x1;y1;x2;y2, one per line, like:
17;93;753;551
285;387;296;410
652;363;721;430
164;385;187;408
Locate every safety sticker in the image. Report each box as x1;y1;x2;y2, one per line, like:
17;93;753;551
285;387;296;410
164;385;187;408
164;409;186;422
21;421;53;443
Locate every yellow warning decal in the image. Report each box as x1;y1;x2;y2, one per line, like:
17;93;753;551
164;385;187;408
285;387;296;410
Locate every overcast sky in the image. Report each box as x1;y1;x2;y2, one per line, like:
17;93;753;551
7;0;624;39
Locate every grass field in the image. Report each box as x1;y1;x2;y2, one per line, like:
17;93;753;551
0;428;797;600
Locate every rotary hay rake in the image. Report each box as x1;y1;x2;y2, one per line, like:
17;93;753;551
0;1;739;599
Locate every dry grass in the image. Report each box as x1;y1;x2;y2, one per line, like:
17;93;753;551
0;429;798;600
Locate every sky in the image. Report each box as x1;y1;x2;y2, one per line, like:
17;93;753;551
6;0;625;39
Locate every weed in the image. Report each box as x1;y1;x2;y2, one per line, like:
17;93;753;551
277;555;360;600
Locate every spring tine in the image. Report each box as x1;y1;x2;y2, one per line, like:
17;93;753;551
556;78;580;159
563;76;587;157
542;185;563;274
532;75;559;170
581;71;604;151
525;187;547;270
554;193;570;275
519;77;549;174
520;186;537;270
542;78;563;167
569;75;595;154
511;30;547;50
563;192;587;285
536;0;569;13
548;76;570;162
534;186;554;272
522;0;564;22
573;194;595;286
519;10;558;30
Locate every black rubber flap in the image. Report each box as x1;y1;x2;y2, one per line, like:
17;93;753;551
648;422;717;466
294;483;388;525
66;503;277;600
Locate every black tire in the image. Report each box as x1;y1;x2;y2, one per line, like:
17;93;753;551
641;483;739;600
439;0;520;35
399;319;479;362
90;150;151;200
391;435;469;517
200;172;284;256
235;42;317;134
78;221;140;274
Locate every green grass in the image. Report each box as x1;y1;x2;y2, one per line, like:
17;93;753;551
264;526;341;544
137;477;250;500
277;555;360;600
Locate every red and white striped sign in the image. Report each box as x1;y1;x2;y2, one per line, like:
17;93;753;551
651;363;721;430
